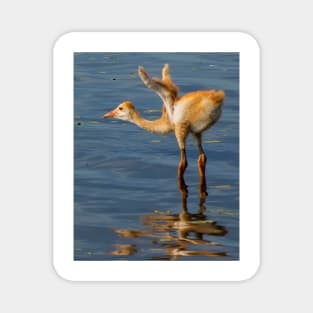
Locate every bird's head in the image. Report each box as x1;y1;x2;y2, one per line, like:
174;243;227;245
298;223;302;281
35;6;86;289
103;101;136;121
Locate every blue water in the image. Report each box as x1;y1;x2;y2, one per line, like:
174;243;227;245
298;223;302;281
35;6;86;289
74;53;239;260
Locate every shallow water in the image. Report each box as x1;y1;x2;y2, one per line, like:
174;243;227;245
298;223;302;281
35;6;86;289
74;52;239;261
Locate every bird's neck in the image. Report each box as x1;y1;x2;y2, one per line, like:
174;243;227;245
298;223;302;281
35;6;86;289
131;108;174;135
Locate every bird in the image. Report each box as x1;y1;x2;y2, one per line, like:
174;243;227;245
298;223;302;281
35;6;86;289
103;64;225;193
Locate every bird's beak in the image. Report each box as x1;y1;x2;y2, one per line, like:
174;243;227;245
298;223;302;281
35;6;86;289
103;109;117;118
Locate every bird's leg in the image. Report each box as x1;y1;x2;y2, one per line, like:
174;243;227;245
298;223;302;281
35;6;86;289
198;184;207;215
193;133;208;195
178;148;188;178
177;176;188;213
175;124;189;180
177;147;188;191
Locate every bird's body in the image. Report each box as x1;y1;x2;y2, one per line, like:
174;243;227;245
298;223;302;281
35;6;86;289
109;90;224;135
103;65;225;193
172;90;224;133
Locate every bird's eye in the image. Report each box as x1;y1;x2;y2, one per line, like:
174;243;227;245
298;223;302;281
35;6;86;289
119;107;123;111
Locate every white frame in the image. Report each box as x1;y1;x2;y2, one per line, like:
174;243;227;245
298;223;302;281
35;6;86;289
53;32;260;281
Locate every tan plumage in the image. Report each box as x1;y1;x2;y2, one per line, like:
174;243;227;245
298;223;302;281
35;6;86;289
103;64;225;192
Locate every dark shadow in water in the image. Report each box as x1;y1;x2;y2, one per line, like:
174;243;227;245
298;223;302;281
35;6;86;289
109;177;228;260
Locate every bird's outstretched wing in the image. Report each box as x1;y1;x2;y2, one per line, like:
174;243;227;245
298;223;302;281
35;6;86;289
161;64;179;98
138;65;178;121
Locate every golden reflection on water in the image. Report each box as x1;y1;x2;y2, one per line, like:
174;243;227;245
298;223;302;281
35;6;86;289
109;177;228;260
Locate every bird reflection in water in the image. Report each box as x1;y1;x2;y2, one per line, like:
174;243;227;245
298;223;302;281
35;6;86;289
110;244;137;256
109;177;228;260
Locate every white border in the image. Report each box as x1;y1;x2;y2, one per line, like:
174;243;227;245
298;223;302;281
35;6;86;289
53;32;260;281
